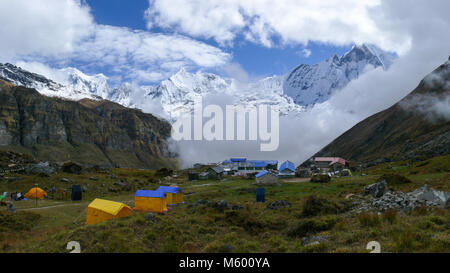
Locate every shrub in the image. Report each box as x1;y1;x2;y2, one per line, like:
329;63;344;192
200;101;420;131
382;210;397;224
392;229;418;252
301;195;352;217
286;216;338;237
377;174;412;185
357;212;381;227
0;211;41;233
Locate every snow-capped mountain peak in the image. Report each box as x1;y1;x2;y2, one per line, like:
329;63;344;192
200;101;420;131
0;43;396;123
284;43;395;106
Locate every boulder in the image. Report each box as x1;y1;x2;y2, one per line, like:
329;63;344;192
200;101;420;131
310;173;331;183
363;180;387;198
61;178;70;183
89;176;99;181
62;161;83;174
27;162;55;175
409;184;450;206
213;200;229;213
266;200;292;210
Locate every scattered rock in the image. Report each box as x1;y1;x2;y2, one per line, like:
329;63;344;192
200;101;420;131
145;213;159;223
230;204;243;210
355;184;449;213
110;174;119;179
108;187;118;193
121;184;132;192
302;235;330;246
266;200;291;210
363;180;387;198
82;186;88;192
213;200;229;213
114;181;126;187
89;176;99;181
61;178;70;183
27;162;56;175
311;173;331;183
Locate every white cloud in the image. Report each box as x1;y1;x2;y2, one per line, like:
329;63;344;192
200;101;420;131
0;0;93;62
297;49;312;58
145;0;411;53
0;0;230;84
71;25;231;83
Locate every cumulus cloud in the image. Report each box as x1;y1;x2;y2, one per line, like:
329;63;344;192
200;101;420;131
145;0;410;53
0;0;93;61
0;0;230;84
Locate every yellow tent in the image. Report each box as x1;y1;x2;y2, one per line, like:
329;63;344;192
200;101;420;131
157;186;184;205
134;190;168;213
86;198;132;225
341;169;353;176
24;187;47;200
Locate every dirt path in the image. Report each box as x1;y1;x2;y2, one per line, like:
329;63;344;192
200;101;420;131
18;200;133;211
282;178;311;183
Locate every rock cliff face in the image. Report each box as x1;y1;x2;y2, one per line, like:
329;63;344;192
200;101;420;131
0;80;177;169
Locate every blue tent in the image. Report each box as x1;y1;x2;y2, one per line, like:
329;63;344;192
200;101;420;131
134;190;166;199
279;161;296;173
255;170;271;178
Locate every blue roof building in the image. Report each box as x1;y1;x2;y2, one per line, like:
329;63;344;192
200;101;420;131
279;160;296;177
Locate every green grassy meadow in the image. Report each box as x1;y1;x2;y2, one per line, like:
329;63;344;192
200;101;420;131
0;155;449;253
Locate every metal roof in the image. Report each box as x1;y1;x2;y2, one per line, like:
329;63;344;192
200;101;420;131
134;190;166;199
157;186;183;194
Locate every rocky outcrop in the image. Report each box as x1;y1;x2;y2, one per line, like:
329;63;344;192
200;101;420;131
0;80;177;169
354;185;450;213
362;180;387;198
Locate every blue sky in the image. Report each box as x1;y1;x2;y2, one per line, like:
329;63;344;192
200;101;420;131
86;0;353;79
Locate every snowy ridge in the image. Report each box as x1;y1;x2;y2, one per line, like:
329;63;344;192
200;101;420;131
284;44;395;106
0;43;395;123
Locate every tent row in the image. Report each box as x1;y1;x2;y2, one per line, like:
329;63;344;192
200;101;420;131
86;186;183;225
22;185;83;201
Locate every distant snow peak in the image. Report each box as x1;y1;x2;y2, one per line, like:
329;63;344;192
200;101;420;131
284;43;395;106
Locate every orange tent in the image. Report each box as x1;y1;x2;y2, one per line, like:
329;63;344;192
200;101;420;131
24;187;47;200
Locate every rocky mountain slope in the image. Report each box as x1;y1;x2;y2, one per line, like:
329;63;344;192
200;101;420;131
0;80;177;169
310;58;450;164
